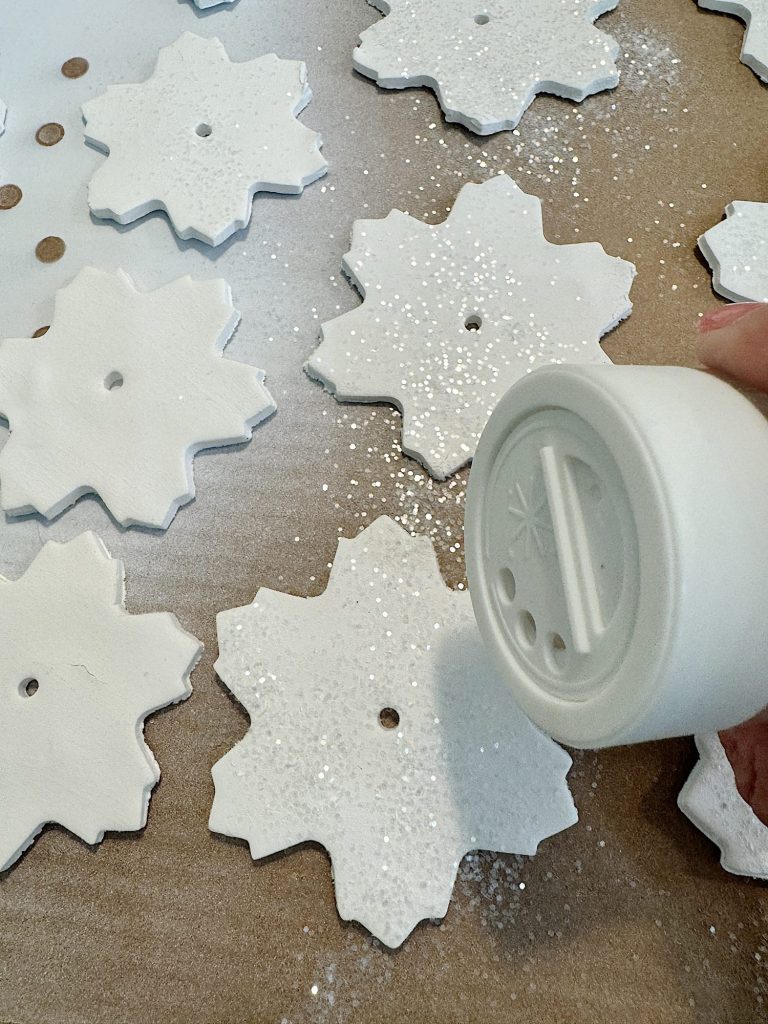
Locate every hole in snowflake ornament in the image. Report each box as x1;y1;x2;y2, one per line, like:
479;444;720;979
379;707;400;730
195;123;212;138
20;678;39;698
104;371;124;391
474;13;490;24
464;314;482;331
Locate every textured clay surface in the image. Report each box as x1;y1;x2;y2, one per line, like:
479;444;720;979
699;200;768;302
210;516;577;947
83;32;327;245
355;0;621;133
0;267;275;529
307;175;634;479
678;733;768;878
0;533;201;871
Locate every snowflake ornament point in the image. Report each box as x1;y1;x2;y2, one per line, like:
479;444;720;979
697;0;768;81
82;32;327;246
210;515;576;947
699;201;768;303
307;175;634;479
355;0;621;133
0;266;276;530
679;733;768;878
0;532;202;872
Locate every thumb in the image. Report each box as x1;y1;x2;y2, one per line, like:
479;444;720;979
697;303;768;392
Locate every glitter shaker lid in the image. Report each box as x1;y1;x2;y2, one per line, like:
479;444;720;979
466;364;768;748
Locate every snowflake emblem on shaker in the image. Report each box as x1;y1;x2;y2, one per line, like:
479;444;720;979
307;175;635;480
0;267;275;529
699;201;768;303
82;32;327;245
508;478;554;560
354;0;621;133
697;1;768;81
0;533;201;871
209;516;577;948
678;733;768;879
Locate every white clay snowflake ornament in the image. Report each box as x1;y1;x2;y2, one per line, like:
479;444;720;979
354;0;621;134
307;175;635;480
0;267;275;529
0;533;201;871
699;201;768;303
193;0;234;7
678;733;768;878
697;1;768;81
82;32;327;245
209;516;577;948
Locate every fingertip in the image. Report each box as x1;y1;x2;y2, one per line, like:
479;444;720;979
696;303;768;392
697;302;764;335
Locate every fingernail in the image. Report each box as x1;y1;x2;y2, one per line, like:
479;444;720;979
698;302;764;334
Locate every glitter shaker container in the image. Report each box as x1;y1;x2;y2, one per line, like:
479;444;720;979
466;364;768;747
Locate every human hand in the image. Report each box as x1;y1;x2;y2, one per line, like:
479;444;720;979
698;301;768;825
698;302;768;392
